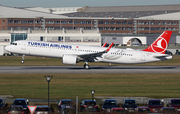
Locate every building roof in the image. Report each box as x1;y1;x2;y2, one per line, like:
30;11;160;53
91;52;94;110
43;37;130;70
62;4;180;20
0;5;67;18
24;7;81;14
79;4;180;12
138;11;180;20
62;10;180;18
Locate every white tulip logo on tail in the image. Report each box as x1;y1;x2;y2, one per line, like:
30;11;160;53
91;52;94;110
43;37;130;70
151;37;167;53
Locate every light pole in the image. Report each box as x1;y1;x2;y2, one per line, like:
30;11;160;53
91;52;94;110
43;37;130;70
45;75;53;114
91;90;95;114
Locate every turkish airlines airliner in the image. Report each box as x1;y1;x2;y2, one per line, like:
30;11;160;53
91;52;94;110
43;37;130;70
5;31;172;69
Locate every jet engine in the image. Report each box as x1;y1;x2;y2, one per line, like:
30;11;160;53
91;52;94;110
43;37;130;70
62;54;77;65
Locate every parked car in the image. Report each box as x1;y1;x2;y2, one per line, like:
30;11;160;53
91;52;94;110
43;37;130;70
160;107;178;114
122;99;138;113
59;106;75;114
80;100;98;112
11;98;29;110
135;106;152;114
0;98;7;109
57;99;74;111
102;99;119;113
167;99;180;112
34;105;52;114
6;105;26;114
111;108;124;114
146;99;164;113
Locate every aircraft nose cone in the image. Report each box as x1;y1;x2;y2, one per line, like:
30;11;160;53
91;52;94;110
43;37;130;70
5;45;10;52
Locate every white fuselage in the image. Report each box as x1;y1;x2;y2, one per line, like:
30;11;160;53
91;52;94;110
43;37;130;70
5;40;172;64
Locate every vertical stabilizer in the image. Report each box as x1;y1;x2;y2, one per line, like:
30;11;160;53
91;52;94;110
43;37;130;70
143;31;172;54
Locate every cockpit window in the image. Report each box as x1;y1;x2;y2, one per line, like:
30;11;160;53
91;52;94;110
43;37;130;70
13;43;17;45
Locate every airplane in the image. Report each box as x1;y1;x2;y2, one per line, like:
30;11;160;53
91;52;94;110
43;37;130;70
5;31;172;69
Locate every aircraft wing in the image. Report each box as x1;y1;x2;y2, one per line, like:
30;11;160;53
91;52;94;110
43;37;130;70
77;43;114;61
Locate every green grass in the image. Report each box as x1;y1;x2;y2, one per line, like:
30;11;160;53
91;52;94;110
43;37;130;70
0;73;180;99
0;55;180;66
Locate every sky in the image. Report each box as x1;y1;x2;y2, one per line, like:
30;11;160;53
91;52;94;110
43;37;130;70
0;0;180;8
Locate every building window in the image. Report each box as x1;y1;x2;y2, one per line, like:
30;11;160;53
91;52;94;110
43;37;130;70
46;21;54;24
14;20;21;24
104;21;109;24
21;27;28;30
74;27;79;29
122;27;127;30
8;27;13;30
150;22;154;25
116;21;121;24
2;26;4;30
122;21;127;24
99;27;103;30
156;22;161;25
35;20;41;24
21;20;27;24
151;27;155;30
128;27;132;30
156;27;160;30
138;22;144;25
99;20;103;24
61;21;66;24
145;27;149;30
3;20;5;24
172;22;177;25
110;27;115;30
28;20;34;24
8;20;13;24
110;21;115;24
47;27;54;30
28;27;34;30
80;21;85;24
86;27;91;30
86;21;92;24
161;22;166;25
55;21;60;24
67;20;73;24
144;22;149;25
14;26;20;30
67;27;73;29
104;27;109;30
112;38;116;40
167;22;171;25
58;37;63;41
116;27;121;30
128;21;133;24
74;21;79;24
40;37;44;41
54;27;60;30
161;27;166;30
35;27;41;30
138;27;144;30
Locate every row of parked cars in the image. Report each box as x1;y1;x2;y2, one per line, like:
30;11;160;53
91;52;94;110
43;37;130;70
1;98;180;114
57;98;180;114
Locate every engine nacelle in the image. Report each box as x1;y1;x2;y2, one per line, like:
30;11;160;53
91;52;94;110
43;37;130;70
62;54;77;65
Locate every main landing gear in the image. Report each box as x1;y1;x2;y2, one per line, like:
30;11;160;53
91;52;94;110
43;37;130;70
21;55;25;64
84;62;90;70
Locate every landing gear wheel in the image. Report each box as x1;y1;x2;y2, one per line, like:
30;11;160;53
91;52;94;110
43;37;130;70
84;64;90;70
21;60;24;64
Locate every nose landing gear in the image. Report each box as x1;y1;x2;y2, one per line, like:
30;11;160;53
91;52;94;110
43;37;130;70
21;55;25;64
84;62;90;70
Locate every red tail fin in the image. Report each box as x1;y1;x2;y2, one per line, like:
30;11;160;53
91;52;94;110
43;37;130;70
143;31;172;54
102;42;107;47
